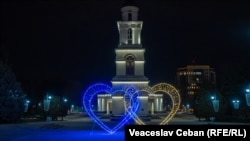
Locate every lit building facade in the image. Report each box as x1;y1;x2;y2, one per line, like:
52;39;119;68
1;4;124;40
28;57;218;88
96;0;163;119
176;65;216;109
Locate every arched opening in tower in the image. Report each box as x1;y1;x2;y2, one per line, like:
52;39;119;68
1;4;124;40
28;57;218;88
126;55;135;76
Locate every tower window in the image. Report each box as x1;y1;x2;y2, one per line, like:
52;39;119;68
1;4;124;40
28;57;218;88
126;56;135;76
128;13;132;21
128;28;132;44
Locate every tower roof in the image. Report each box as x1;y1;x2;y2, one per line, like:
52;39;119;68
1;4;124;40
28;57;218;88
122;0;138;7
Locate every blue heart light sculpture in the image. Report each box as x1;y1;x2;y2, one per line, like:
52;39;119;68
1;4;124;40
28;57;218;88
83;83;139;134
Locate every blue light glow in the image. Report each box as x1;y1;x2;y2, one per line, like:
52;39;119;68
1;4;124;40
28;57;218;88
124;85;140;114
83;83;139;134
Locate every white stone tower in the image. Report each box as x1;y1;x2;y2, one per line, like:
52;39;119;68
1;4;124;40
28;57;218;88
111;0;149;88
111;0;150;116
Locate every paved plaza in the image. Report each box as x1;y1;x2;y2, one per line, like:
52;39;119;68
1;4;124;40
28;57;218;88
0;112;249;141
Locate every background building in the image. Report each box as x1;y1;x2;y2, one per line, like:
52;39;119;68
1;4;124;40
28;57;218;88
176;65;216;109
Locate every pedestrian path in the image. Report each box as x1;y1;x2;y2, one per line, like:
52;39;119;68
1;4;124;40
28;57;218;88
0;112;249;141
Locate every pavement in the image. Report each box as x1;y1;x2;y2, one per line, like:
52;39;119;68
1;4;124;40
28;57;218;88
0;112;249;141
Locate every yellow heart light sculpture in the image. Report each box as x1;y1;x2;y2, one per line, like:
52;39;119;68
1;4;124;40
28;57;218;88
126;83;181;125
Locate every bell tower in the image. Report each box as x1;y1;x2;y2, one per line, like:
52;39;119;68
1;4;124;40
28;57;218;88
97;0;166;119
111;0;149;90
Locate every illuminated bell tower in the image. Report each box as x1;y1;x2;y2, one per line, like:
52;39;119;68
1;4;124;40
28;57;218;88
111;0;149;88
111;0;149;116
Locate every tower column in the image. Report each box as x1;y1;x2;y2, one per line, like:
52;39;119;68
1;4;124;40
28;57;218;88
151;102;154;114
101;97;105;111
154;97;159;112
98;97;101;111
132;28;135;44
158;97;163;111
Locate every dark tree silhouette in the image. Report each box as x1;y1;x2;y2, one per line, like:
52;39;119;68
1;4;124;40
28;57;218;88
193;81;226;121
0;62;27;123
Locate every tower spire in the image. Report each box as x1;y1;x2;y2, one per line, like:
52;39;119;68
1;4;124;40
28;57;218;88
118;0;141;46
121;0;139;21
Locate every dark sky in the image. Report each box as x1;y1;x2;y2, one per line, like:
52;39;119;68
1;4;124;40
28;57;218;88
1;0;250;105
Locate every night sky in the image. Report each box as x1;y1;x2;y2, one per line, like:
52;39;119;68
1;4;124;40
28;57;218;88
1;0;250;105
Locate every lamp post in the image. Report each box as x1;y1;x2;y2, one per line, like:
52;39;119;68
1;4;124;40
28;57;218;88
211;96;219;112
71;105;74;113
232;99;240;121
186;104;190;112
245;89;250;106
24;100;30;112
23;100;30;120
232;99;240;110
210;96;219;122
61;97;67;121
44;94;52;121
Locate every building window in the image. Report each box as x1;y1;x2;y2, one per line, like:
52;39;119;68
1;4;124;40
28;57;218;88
196;78;200;81
128;13;132;21
126;56;135;76
128;28;132;44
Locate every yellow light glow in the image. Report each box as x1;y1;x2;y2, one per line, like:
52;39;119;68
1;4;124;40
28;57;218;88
125;83;181;125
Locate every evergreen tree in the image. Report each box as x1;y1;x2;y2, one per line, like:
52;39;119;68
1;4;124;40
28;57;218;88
217;60;250;121
193;81;226;121
0;62;26;123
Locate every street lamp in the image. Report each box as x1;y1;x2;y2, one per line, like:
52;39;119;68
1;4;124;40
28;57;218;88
44;94;52;121
24;100;30;112
245;89;250;106
211;96;219;112
61;97;67;121
232;99;240;110
186;104;190;112
71;105;74;113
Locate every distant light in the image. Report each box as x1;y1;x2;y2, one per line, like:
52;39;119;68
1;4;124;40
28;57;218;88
232;99;240;110
232;100;240;103
64;99;67;102
246;89;250;93
48;96;52;99
211;96;215;100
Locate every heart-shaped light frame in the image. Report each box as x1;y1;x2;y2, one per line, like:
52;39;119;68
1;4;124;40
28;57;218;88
83;82;181;134
83;83;139;134
125;83;181;125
